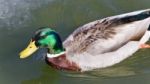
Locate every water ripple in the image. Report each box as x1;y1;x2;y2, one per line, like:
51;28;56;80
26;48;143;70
0;0;53;29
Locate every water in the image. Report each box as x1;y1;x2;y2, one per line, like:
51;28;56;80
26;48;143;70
1;0;150;84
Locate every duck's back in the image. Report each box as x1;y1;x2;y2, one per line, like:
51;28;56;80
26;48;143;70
63;9;150;56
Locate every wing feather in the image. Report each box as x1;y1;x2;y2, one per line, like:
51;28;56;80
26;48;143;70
63;9;150;54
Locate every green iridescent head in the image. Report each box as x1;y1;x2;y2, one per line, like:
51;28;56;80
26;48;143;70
19;27;65;58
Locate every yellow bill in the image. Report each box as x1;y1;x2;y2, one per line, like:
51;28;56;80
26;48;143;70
20;40;38;59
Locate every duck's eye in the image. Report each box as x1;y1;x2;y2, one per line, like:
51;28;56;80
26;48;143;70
40;35;47;39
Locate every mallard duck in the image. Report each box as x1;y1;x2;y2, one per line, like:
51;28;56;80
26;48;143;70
20;9;150;72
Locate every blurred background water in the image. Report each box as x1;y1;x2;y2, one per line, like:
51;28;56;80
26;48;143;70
0;0;150;84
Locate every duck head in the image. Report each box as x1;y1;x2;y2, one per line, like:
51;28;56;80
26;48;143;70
19;27;65;59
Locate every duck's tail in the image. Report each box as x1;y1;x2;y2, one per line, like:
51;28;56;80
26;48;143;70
109;9;150;24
